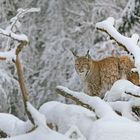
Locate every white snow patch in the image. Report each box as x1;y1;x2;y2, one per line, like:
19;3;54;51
104;79;140;102
2;126;71;140
56;86;117;118
39;101;96;139
0;113;33;136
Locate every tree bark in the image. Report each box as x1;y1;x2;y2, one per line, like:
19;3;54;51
15;43;35;125
56;87;95;112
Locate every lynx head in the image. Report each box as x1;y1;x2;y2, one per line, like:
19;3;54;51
71;50;91;79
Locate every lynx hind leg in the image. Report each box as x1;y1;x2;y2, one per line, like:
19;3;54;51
119;56;139;85
119;56;135;79
127;72;139;85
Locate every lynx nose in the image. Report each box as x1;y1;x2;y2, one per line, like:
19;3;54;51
80;69;84;73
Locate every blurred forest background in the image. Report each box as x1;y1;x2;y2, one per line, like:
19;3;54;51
0;0;140;119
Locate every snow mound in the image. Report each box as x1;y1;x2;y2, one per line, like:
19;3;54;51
39;101;96;138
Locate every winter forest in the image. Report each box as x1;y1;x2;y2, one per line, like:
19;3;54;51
0;0;140;139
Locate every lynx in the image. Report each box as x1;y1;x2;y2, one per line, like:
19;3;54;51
73;53;139;98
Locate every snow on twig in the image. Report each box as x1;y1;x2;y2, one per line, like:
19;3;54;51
0;113;33;136
103;79;140;121
0;48;16;60
56;86;117;118
109;101;139;121
0;8;40;61
96;17;140;81
104;80;140;102
0;8;40;42
27;102;49;130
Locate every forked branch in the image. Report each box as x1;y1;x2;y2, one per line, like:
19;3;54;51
0;8;40;126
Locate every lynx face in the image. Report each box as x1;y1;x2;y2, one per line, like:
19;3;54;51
75;57;90;80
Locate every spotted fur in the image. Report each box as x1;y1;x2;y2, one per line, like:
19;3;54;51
74;55;139;98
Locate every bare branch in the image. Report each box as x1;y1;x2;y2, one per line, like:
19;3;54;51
15;43;35;125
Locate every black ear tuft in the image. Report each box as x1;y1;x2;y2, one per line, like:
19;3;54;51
85;50;91;59
70;49;78;58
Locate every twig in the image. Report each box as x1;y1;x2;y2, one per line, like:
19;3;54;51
56;87;95;112
96;27;128;52
125;91;140;98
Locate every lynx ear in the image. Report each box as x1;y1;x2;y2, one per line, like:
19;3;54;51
70;50;78;59
85;50;91;59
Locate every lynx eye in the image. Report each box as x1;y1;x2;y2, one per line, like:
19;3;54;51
75;63;79;66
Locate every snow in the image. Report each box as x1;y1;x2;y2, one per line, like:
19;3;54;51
90;116;140;140
96;17;140;80
0;48;16;61
104;79;140;101
55;86;140;140
17;8;40;13
10;33;28;42
0;8;40;43
0;28;28;42
0;3;140;140
65;125;86;140
2;126;70;140
39;101;96;138
1;89;140;140
56;86;117;118
0;113;33;136
26;102;47;129
0;102;71;140
108;101;138;121
0;8;41;61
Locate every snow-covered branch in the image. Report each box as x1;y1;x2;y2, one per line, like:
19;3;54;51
0;8;40;61
56;86;117;118
0;8;40;42
109;101;139;121
104;79;140;102
27;102;48;129
0;8;41;126
96;17;140;80
0;113;33;137
39;101;96;139
0;29;28;42
56;87;95;112
104;79;140;120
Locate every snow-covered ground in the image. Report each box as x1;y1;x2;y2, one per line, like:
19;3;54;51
1;98;140;140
